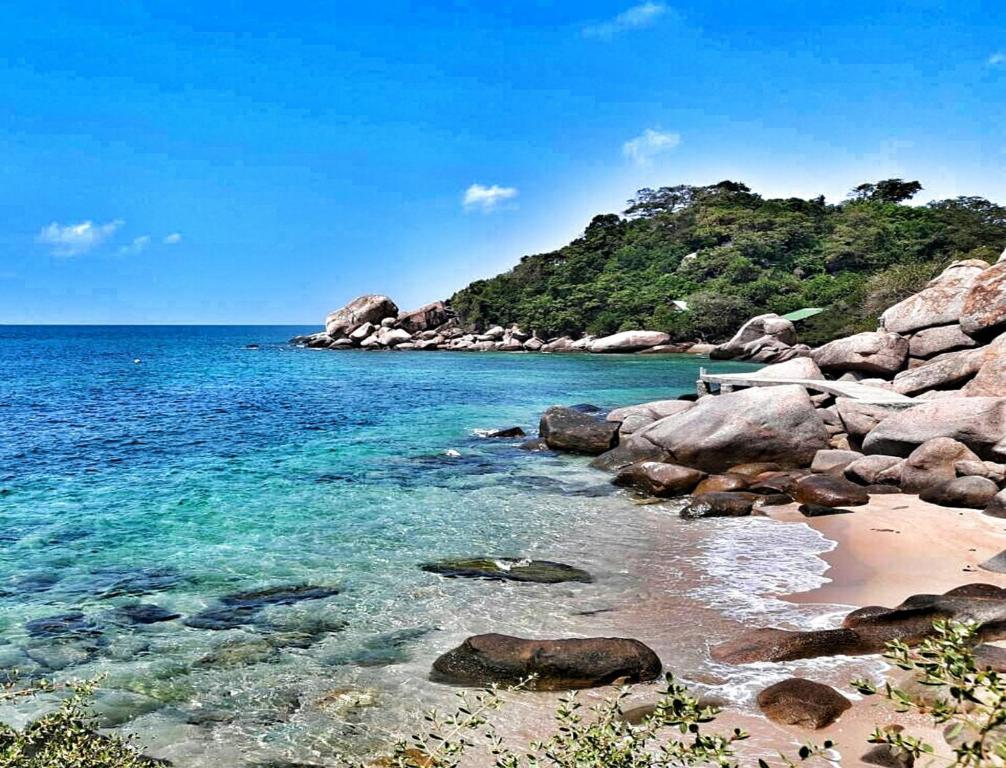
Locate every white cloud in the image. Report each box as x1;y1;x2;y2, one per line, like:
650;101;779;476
989;51;1006;66
583;2;667;40
622;128;681;166
163;232;183;244
463;183;519;212
36;219;124;256
119;235;151;255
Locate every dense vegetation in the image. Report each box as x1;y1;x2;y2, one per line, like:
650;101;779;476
450;180;1006;346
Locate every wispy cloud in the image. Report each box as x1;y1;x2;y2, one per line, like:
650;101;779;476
989;51;1006;66
622;128;681;166
36;219;124;256
163;232;183;244
463;183;518;212
119;235;151;255
583;2;667;40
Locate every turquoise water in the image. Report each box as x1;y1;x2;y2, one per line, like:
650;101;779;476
0;327;872;765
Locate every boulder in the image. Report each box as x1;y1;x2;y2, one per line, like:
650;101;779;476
542;337;576;353
861;397;1006;459
756;678;852;729
679;492;758;519
485;426;526;439
983;489;1006;519
835;401;902;439
613;462;706;497
588;331;671;354
955;459;1005;483
397;302;450;334
431;634;662;690
844;455;904;486
747;356;824;380
523;338;544;352
539;407;620;455
961;261;1006;340
710;314;798;362
728;462;784;478
349;322;377;342
420;558;592;584
810;449;864;474
962;333;1006;397
891;347;985;395
900;438;981;493
811;332;909;376
329;338;355;349
325;295;400;338
919;476;999;508
980;549;1006;572
908;324;977;359
377;328;413;348
589;437;673;472
881;260;989;335
606;400;694;435
631;386;830;473
693;474;750;494
793;475;869;508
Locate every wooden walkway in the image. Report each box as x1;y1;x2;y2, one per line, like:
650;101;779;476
698;368;916;406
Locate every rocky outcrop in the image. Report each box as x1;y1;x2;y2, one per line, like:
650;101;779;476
631;386;830;473
756;678;851;729
431;634;662;690
811;332;909;375
587;331;671;354
539;407;620;455
881;260;988;334
709;313;800;363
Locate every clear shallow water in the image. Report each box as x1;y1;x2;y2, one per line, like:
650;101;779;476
0;327;879;765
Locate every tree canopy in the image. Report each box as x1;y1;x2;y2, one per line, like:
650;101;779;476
449;179;1006;345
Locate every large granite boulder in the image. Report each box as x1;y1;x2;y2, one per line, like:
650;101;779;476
961;261;1006;340
431;634;662;690
880;260;989;335
919;476;999;508
861;398;1006;459
908;324;977;359
587;331;670;354
606;400;694;435
900;438;980;493
756;678;851;729
891;347;984;395
631;386;830;473
539;407;620;455
811;332;909;375
709;314;798;362
962;333;1006;397
397;302;450;334
747;356;824;380
325;295;400;339
613;462;706;497
377;328;413;347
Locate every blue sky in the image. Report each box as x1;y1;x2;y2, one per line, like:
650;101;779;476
2;1;1005;323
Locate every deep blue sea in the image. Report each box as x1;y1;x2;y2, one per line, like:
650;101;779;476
0;326;874;765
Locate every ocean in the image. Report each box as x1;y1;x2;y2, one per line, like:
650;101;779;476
0;326;881;765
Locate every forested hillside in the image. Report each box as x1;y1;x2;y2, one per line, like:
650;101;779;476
449;180;1006;345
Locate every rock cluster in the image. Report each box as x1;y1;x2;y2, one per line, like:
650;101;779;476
292;294;708;354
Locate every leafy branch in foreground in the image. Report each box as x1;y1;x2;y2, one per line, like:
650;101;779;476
852;619;1006;767
0;676;154;768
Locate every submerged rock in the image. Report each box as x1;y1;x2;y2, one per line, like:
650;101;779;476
711;627;865;664
431;633;661;690
220;584;341;608
113;603;181;625
420;558;593;584
25;612;101;640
